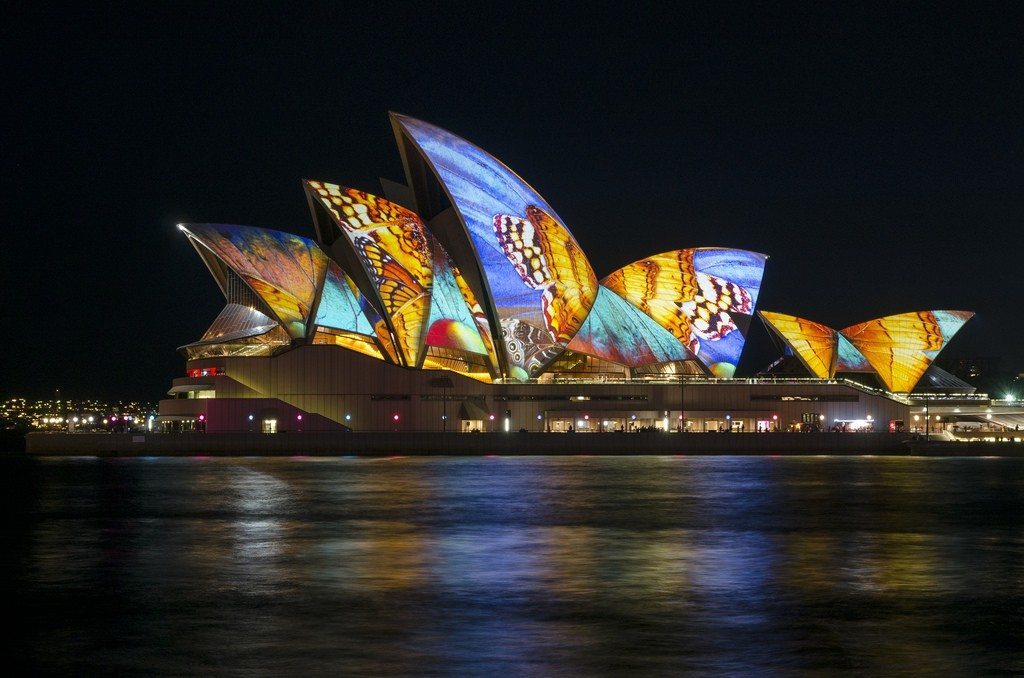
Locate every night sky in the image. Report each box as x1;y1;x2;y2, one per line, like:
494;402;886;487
5;5;1023;400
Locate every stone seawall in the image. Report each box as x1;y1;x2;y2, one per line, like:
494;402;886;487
24;431;927;456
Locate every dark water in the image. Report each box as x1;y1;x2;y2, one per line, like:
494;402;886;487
6;456;1024;675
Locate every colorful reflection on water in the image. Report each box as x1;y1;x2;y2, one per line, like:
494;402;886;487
7;456;1024;673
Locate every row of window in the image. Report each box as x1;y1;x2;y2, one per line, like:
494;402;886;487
322;393;859;403
187;367;225;378
749;394;859;402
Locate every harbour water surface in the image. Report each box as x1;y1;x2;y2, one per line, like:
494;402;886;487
7;456;1024;674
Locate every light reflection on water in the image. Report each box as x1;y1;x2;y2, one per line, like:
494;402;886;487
7;456;1024;674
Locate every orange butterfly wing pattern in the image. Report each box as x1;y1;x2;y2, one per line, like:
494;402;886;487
492;206;599;346
603;249;758;362
839;310;973;392
759;311;837;379
308;181;420;230
352;235;425;311
602;250;699;353
307;181;434;366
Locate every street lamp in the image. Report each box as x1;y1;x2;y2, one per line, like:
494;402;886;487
429;377;454;433
925;400;930;442
679;373;686;432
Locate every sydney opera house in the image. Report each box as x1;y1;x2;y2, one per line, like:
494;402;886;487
158;114;974;434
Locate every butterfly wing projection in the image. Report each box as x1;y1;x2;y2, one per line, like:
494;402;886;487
840;310;974;392
685;272;754;343
392;115;599;380
567;286;696;367
493;206;599;346
501;318;564;379
835;334;872;372
311;259;388;361
180;224;327;340
306;182;433;366
603;249;698;352
452;262;500;373
423;242;490;358
758;311;837;379
603;249;765;375
313;259;376;338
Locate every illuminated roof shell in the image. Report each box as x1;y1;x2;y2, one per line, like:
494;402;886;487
305;181;493;372
305;182;435;366
603;248;767;377
840;310;974;393
759;309;974;392
391;114;599;380
758;311;837;379
180;224;327;339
